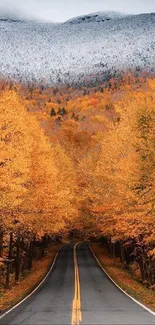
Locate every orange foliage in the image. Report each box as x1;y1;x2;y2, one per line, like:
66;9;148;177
0;75;154;248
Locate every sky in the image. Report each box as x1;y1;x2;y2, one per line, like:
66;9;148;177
0;0;155;22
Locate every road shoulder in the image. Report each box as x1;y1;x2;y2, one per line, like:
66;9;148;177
90;242;155;313
0;244;61;314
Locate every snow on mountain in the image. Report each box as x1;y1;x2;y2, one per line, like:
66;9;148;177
0;13;22;22
0;12;155;85
65;11;128;25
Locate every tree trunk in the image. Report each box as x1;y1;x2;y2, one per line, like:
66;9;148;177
0;231;3;257
28;241;33;271
139;256;145;281
25;244;29;271
112;243;116;258
15;238;21;282
0;231;3;288
33;235;36;259
6;232;13;289
120;241;125;265
42;235;48;258
108;239;112;256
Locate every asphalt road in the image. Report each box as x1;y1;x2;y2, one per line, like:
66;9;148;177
77;242;155;325
0;245;74;325
0;242;155;325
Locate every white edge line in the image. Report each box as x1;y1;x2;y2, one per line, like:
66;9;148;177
0;246;62;320
89;244;155;317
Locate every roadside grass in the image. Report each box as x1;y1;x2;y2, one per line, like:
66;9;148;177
0;244;61;313
91;243;155;312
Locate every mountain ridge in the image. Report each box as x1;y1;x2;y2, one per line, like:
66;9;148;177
0;12;155;85
64;11;129;25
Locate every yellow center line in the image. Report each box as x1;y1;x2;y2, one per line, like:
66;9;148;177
72;243;82;325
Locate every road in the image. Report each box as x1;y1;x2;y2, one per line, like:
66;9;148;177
0;242;155;325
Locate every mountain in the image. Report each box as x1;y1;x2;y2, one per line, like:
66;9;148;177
65;11;128;25
0;13;21;22
0;12;155;85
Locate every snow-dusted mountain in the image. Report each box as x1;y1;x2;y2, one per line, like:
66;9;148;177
0;14;21;22
0;12;155;85
65;11;127;25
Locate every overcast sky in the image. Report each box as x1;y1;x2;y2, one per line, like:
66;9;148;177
0;0;155;22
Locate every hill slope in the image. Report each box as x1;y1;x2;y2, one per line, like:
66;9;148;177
65;11;127;25
0;12;155;85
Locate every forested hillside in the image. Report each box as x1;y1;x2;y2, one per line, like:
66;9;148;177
0;75;155;289
0;12;155;84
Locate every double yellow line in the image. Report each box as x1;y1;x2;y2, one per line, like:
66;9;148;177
72;243;82;325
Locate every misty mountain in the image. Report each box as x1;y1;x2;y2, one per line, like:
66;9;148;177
0;12;155;85
65;11;128;25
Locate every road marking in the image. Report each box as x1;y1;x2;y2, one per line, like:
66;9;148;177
72;243;82;325
0;246;62;320
89;244;155;317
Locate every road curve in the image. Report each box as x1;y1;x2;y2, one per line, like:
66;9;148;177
0;242;155;325
77;242;155;325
